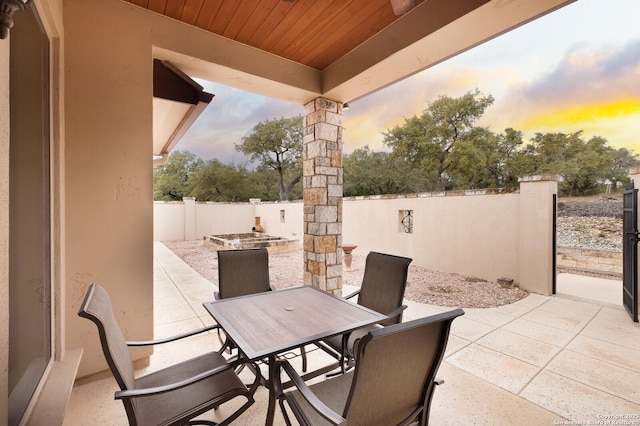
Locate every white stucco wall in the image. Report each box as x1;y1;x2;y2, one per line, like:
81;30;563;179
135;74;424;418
154;180;557;293
64;0;155;377
342;193;521;283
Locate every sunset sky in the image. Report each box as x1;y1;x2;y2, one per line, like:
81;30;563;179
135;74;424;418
178;0;640;165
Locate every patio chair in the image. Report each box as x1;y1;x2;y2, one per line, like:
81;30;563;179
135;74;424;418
78;283;260;426
215;248;275;300
274;309;465;426
216;248;308;371
319;251;412;372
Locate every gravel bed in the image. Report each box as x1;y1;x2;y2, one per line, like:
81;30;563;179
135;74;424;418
162;196;624;309
557;196;623;252
162;240;528;309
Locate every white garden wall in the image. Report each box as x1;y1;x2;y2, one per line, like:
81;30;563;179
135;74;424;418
154;176;558;294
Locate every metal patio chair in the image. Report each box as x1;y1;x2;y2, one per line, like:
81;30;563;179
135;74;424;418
78;283;260;426
216;248;308;371
215;248;275;300
318;251;412;373
275;309;465;426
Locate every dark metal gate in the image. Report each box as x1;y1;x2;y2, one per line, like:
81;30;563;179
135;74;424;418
623;182;639;322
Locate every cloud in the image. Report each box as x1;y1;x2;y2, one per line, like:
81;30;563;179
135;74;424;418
176;82;302;163
522;38;640;106
485;39;640;152
341;67;485;153
174;0;640;162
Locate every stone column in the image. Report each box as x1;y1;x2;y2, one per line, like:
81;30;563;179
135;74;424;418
303;98;343;295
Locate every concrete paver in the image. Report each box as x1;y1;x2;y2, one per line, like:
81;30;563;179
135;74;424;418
64;242;640;425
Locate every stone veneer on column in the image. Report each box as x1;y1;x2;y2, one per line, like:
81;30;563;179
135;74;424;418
302;98;343;295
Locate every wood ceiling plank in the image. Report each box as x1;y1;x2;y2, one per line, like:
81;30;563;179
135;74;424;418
241;1;293;46
277;0;350;63
265;0;336;57
180;0;205;25
210;1;243;34
256;0;311;52
223;1;263;40
194;1;222;31
302;1;394;69
163;0;186;20
127;0;149;8
146;0;167;14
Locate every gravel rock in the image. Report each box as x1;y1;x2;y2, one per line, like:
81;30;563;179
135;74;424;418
557;196;623;218
162;240;528;309
557;196;623;252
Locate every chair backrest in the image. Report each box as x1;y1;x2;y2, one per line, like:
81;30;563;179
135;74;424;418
357;252;412;326
343;309;464;426
217;248;272;299
78;283;136;394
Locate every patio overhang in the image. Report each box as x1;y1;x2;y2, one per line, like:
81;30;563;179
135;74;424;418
131;0;577;106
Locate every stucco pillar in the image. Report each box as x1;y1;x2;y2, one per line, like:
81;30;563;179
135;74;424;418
302;98;344;295
518;175;558;295
183;197;196;240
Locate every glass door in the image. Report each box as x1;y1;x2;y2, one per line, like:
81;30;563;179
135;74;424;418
8;5;52;424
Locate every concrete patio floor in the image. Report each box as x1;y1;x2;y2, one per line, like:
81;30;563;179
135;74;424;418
64;243;640;425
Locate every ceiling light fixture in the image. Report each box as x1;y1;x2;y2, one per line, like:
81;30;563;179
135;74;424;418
390;0;416;16
0;0;33;39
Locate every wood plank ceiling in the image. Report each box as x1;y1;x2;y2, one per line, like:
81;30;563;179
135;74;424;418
123;0;422;70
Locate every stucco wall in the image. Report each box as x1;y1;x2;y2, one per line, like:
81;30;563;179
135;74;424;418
154;180;557;293
254;202;305;241
64;0;155;377
342;193;521;283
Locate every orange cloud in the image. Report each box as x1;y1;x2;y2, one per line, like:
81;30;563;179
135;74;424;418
522;99;640;129
516;99;640;154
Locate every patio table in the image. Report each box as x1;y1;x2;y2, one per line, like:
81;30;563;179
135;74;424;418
203;285;386;426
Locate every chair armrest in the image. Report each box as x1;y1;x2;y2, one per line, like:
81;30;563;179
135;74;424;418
274;359;347;426
116;363;231;399
343;289;360;300
115;357;260;400
381;304;407;322
127;324;220;346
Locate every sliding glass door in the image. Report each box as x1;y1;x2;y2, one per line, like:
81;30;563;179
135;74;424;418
8;6;52;424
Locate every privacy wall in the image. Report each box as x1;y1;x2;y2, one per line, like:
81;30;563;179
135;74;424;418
155;176;558;295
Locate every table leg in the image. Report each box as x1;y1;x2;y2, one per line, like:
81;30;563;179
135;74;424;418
266;354;276;426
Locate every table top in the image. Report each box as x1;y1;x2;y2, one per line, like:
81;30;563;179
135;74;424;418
203;286;386;360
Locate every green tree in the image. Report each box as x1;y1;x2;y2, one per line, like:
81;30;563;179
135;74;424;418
515;132;640;196
607;147;640;192
153;150;203;201
190;160;255;202
383;90;494;191
235;116;303;201
343;146;427;196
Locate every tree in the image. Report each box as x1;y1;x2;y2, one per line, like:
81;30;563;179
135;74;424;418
383;89;494;191
235;116;303;201
343;146;430;196
607;147;640;192
153;150;203;201
514;132;640;196
189;160;256;202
